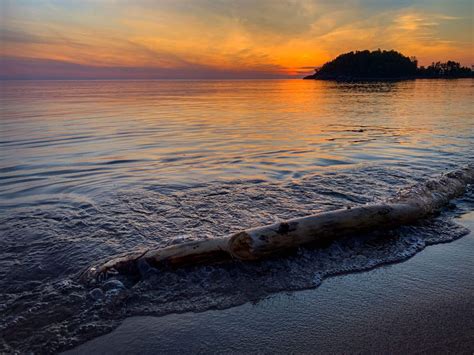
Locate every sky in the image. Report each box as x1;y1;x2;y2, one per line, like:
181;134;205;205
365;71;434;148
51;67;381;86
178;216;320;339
1;0;473;79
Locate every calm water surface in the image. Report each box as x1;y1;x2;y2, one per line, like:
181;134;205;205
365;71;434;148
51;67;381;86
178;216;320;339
0;79;473;353
1;79;472;202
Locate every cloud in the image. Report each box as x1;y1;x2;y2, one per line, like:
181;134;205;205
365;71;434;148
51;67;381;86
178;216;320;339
0;56;293;79
1;0;472;78
0;29;48;44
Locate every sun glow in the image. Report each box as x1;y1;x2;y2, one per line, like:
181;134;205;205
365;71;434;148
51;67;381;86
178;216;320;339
1;0;472;79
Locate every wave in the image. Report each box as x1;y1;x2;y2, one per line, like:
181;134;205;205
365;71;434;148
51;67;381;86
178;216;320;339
1;165;473;353
80;166;474;283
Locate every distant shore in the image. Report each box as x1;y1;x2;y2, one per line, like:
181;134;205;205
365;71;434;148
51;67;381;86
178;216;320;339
303;49;473;81
303;75;474;81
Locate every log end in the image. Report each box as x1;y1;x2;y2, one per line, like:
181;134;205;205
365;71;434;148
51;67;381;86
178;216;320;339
228;231;259;261
78;250;146;284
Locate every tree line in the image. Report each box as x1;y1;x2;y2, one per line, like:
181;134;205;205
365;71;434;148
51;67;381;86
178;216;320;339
417;60;472;78
304;50;473;80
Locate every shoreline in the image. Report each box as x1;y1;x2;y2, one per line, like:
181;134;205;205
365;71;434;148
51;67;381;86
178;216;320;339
69;211;474;354
303;76;474;81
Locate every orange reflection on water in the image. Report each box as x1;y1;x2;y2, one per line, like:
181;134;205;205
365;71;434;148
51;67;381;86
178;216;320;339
1;79;472;198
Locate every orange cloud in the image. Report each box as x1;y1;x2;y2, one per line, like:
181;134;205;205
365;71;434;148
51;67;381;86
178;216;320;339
1;0;472;78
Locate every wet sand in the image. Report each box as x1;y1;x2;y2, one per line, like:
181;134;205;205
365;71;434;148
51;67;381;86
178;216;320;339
69;212;474;354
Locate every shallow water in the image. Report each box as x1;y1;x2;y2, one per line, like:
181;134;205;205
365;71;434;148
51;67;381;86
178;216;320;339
1;79;473;352
69;212;474;354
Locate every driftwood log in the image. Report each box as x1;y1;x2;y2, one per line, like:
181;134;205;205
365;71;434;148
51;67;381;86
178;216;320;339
80;166;474;283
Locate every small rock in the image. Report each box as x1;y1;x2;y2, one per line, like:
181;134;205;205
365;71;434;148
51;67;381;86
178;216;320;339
105;289;121;298
103;279;125;291
137;258;156;277
89;288;104;300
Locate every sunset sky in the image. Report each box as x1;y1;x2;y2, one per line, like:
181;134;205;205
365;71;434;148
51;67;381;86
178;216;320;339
1;0;473;79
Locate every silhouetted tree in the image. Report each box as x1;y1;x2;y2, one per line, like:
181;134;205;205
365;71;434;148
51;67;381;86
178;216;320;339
304;50;472;80
417;60;472;78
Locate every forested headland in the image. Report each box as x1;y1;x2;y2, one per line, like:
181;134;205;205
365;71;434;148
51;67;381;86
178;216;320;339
303;50;473;80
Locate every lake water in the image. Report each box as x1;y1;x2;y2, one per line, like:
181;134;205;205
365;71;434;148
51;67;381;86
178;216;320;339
1;79;473;352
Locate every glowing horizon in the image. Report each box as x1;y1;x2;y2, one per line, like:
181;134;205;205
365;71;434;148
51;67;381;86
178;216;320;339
1;0;473;79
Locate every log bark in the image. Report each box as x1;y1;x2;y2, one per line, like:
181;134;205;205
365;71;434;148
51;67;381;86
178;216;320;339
79;166;474;284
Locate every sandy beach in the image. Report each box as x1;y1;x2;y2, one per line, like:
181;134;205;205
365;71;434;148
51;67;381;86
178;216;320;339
69;211;474;354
